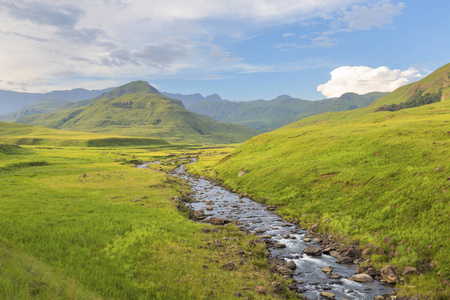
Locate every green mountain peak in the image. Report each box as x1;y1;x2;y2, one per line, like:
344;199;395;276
98;81;161;100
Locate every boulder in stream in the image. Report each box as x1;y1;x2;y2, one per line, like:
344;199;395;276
350;274;374;282
193;210;206;220
274;242;286;248
209;217;229;225
277;266;294;276
303;245;322;256
321;266;333;274
320;291;335;299
285;260;297;270
336;256;353;264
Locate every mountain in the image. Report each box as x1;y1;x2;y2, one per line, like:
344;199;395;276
162;92;226;107
0;87;113;115
0;98;73;122
187;92;388;132
195;63;450;297
16;81;259;144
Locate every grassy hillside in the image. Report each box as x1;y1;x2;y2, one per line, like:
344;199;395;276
0;145;294;299
16;81;259;145
187;67;450;298
372;63;450;108
0;121;169;147
188;92;388;132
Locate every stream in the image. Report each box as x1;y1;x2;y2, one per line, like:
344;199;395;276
145;162;393;299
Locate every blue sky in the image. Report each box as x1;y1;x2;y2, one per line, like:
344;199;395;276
0;0;448;100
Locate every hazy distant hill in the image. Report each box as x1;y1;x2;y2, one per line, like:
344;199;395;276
0;98;73;122
0;87;112;115
188;92;388;132
16;81;259;144
162;92;226;107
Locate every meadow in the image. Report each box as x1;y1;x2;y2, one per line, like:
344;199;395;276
187;100;450;299
0;143;295;299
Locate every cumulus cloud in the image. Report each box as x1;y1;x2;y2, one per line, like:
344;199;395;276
317;66;422;98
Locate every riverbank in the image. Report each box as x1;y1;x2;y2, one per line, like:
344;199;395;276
175;163;394;299
186;147;449;299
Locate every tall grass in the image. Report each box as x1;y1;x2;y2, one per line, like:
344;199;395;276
0;146;292;299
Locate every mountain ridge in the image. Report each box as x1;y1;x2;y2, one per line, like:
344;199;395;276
188;91;388;132
15;81;259;144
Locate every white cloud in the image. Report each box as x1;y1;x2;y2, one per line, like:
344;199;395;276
342;1;405;30
317;66;422;97
282;33;295;38
0;0;406;92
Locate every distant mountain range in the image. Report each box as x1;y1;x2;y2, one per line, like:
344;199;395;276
187;92;389;132
15;81;258;144
161;92;226;107
0;88;113;115
2;84;388;133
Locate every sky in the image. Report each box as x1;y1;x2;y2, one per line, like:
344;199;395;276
0;0;448;100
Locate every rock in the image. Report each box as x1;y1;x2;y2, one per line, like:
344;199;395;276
285;260;297;270
303;245;322;256
349;274;374;282
234;291;242;297
303;238;311;242
205;200;214;205
287;283;297;290
193;210;206;220
274;242;286;248
293;279;303;284
401;266;418;276
278;266;294;276
380;265;398;283
310;223;319;232
253;286;267;294
209;217;229;225
329;251;340;258
206;206;213;211
362;244;386;256
374;296;385;300
238;170;248;177
330;273;342;279
342;246;362;258
321;266;333;274
336;256;353;264
221;261;236;271
267;205;277;211
320;291;335;299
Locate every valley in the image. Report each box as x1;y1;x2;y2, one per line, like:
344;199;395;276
0;64;449;299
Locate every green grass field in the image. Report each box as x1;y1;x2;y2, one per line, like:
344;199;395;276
0;143;296;299
187;99;450;299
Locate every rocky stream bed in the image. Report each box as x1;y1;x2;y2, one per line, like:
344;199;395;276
139;161;396;299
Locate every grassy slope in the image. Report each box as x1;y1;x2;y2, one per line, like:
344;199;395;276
0;145;295;300
16;82;259;145
0;121;168;147
188;92;388;132
372;63;450;107
188;94;450;297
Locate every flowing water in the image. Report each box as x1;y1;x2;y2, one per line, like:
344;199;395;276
144;162;393;299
